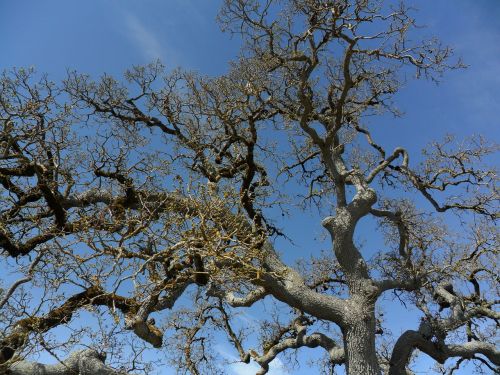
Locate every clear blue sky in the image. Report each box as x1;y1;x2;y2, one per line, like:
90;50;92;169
1;0;498;144
1;1;498;374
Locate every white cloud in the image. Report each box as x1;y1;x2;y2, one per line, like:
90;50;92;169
123;13;164;60
235;311;261;330
217;345;288;375
266;357;288;375
230;361;262;375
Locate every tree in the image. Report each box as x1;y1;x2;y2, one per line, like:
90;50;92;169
0;0;498;374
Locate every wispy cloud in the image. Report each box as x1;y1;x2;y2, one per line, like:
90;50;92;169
235;311;261;331
123;13;164;60
217;345;288;375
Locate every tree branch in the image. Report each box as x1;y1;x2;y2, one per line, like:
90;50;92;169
7;349;131;375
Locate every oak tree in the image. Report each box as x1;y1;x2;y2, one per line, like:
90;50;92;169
0;1;498;374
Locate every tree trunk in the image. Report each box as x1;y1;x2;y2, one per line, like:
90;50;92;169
344;317;381;375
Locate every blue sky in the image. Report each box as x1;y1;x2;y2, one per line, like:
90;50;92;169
0;0;239;76
1;1;499;374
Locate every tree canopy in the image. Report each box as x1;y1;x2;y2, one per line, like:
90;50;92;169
0;1;498;374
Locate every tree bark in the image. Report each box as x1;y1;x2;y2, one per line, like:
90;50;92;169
343;313;381;375
6;349;128;375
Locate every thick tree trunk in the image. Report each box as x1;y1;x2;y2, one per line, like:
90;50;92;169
344;317;381;375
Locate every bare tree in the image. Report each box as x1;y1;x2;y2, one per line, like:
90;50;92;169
0;1;498;374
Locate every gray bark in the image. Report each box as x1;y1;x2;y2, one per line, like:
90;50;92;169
7;349;129;375
389;327;500;375
343;305;381;375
